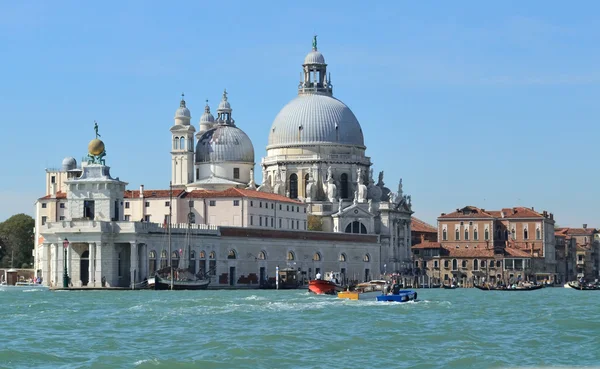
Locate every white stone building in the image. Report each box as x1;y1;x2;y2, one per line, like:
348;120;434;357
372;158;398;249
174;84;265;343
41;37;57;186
34;37;412;288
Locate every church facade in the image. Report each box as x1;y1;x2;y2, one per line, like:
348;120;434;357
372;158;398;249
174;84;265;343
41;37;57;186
34;37;413;288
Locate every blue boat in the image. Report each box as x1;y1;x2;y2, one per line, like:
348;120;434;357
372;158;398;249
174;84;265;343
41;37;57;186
376;284;418;302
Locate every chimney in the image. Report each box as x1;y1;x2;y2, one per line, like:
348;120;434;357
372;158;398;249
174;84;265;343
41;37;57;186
512;207;516;214
531;206;534;211
441;213;446;216
481;208;485;212
420;234;425;243
139;184;144;198
543;210;547;217
583;224;588;229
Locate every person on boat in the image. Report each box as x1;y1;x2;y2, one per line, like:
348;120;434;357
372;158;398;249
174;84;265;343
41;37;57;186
315;272;321;280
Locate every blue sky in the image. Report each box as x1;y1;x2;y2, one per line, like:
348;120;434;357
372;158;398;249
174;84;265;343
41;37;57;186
0;1;599;227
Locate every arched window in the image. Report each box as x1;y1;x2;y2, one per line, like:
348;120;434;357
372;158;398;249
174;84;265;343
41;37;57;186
481;260;486;268
172;251;179;268
442;229;447;241
484;228;489;240
536;228;541;240
190;251;196;260
200;250;206;259
227;250;237;259
461;260;467;268
149;250;157;275
345;221;367;234
258;251;266;260
304;173;310;197
452;259;458;270
160;250;168;268
444;260;449;269
455;229;460;240
340;173;349;199
313;252;321;261
524;228;529;240
363;254;370;262
339;253;347;262
511;228;516;240
496;260;502;269
473;259;479;271
209;251;215;259
464;229;469;240
490;260;495;268
287;251;295;261
289;174;298;199
174;137;179;150
180;137;185;150
504;230;508;240
474;229;478;241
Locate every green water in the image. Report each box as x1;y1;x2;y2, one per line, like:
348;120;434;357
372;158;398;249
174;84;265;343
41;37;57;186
0;288;598;368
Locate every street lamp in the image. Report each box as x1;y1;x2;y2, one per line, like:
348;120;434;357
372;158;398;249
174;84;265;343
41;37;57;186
63;238;70;288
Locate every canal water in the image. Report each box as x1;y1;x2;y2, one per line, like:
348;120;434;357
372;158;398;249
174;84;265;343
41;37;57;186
0;287;598;368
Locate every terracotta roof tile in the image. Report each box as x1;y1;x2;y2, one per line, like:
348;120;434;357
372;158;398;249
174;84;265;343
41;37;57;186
501;207;544;219
439;206;493;219
38;191;67;200
124;189;185;199
411;241;442;249
559;227;597;236
441;244;495;258
182;188;303;205
219;227;378;243
411;217;437;234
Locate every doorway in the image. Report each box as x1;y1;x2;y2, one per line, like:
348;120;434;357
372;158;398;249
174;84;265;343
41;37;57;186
364;268;370;282
259;267;266;286
229;267;235;286
80;250;90;286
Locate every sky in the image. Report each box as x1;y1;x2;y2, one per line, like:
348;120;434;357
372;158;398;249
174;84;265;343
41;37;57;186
0;1;599;227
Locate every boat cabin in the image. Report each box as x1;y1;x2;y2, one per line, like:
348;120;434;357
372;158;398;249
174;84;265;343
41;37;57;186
277;268;300;289
324;271;342;285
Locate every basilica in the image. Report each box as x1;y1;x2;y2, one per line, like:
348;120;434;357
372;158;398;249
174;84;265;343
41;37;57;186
34;37;414;288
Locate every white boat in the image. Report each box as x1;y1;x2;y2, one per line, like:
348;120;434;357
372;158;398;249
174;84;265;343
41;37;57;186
0;282;48;291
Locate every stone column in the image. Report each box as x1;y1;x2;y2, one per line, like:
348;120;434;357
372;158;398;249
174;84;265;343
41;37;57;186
404;221;409;262
88;243;95;287
52;243;59;287
42;243;51;286
130;242;138;288
67;245;72;286
94;243;103;287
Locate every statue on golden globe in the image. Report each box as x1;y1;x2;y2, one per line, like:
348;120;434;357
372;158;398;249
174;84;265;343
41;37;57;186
87;121;107;165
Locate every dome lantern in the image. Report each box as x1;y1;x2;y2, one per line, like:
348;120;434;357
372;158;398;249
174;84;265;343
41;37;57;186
216;89;235;125
174;93;191;124
299;35;332;96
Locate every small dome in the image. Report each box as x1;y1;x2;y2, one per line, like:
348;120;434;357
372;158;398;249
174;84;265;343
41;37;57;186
175;95;191;122
88;138;105;156
200;103;215;124
304;50;326;65
62;157;77;171
196;125;254;163
218;89;231;112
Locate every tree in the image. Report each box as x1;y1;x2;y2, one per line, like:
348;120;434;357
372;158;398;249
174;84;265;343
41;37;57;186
307;215;323;231
0;214;35;268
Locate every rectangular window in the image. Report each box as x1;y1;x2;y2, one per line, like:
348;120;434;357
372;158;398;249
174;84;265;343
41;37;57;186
297;206;299;212
287;205;289;211
209;200;216;206
291;220;294;229
304;208;306;213
233;168;240;179
165;201;170;207
279;218;282;228
196;168;200;180
144;215;150;222
259;217;263;226
260;202;262;208
279;204;282;210
434;260;439;268
124;215;131;221
59;203;65;209
189;201;194;208
251;201;254;207
250;216;254;226
271;203;274;209
41;203;47;209
296;220;299;229
51;176;56;184
41;216;47;225
271;217;274;227
125;202;130;209
233;200;240;206
304;221;307;230
59;216;65;221
145;202;150;207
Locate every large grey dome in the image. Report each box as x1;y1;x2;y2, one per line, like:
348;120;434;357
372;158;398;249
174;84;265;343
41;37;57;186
196;125;254;163
268;94;364;148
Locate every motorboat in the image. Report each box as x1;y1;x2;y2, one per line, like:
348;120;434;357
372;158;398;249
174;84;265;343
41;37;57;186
376;284;418;302
338;280;388;300
308;271;344;295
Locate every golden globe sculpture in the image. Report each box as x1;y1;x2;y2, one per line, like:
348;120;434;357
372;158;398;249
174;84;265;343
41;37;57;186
88;138;105;156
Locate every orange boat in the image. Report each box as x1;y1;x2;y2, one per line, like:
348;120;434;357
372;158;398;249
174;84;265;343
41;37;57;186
308;272;344;295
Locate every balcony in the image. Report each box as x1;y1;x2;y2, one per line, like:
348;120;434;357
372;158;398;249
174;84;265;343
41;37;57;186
262;153;371;166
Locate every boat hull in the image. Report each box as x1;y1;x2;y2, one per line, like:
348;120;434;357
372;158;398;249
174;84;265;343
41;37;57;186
154;276;210;290
338;290;381;300
308;280;342;295
442;285;458;289
376;290;417;302
566;282;600;290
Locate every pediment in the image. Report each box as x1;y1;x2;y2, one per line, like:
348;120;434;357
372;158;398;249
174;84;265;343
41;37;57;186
333;203;373;218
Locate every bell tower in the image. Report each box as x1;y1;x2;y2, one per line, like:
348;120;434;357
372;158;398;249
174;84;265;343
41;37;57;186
170;93;196;186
